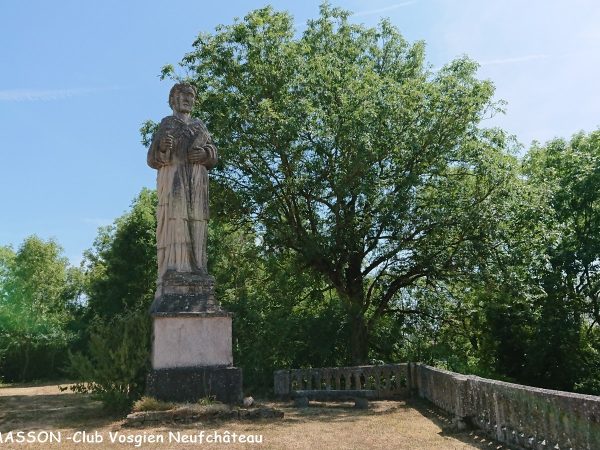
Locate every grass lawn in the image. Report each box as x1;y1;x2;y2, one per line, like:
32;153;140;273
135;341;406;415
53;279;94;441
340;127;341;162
0;383;502;449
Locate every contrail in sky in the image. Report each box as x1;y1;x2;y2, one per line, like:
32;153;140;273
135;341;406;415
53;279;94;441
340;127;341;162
0;87;118;102
353;1;418;17
480;54;549;66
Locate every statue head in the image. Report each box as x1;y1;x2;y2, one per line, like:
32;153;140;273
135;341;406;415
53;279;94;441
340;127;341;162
169;82;197;114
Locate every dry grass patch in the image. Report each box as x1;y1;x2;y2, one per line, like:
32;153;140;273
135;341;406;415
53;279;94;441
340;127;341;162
132;396;175;412
1;383;499;449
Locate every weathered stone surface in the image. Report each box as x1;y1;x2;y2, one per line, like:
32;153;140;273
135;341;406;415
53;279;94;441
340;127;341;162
273;369;290;396
411;363;600;449
147;366;242;404
411;364;469;420
147;83;218;289
150;272;221;314
292;389;377;401
276;362;600;448
152;315;233;369
124;404;283;427
354;398;369;409
294;397;309;408
274;364;409;400
146;83;242;405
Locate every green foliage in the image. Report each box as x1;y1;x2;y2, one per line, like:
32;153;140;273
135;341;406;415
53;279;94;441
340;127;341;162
525;130;600;330
209;219;351;391
139;120;158;148
519;129;600;392
197;396;217;406
405;130;600;393
0;237;83;381
67;189;156;411
83;188;157;320
68;310;151;413
3;4;597;400
169;3;519;363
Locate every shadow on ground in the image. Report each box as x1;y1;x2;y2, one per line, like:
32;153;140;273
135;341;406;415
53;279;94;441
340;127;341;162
273;399;411;425
0;390;118;432
408;398;509;450
0;385;509;450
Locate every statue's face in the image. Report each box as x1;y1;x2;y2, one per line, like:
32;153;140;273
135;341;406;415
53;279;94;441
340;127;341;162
172;89;195;114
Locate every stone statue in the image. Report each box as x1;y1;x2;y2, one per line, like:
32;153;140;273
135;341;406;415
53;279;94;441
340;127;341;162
147;82;218;311
146;83;242;405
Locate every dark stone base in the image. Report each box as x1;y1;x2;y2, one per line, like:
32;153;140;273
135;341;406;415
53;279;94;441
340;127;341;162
150;271;221;314
147;366;243;404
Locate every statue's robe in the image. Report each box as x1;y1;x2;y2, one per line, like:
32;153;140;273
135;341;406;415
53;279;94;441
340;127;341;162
147;116;217;284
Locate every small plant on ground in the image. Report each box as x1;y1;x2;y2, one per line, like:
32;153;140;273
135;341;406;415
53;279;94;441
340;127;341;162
197;395;216;406
132;396;175;412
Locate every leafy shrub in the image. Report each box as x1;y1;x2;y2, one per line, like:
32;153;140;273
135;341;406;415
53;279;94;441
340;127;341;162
67;310;151;413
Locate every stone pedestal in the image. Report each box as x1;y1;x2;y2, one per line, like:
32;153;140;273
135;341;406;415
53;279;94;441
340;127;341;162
147;366;243;404
147;271;243;404
151;314;233;368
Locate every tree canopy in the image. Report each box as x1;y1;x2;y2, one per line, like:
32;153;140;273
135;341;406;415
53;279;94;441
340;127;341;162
3;3;599;400
161;4;521;363
0;236;82;381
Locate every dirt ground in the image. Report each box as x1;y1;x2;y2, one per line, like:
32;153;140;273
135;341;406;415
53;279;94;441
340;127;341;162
0;383;504;449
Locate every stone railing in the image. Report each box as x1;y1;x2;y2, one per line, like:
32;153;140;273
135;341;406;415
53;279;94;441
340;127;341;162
275;363;600;448
274;363;409;399
411;364;600;450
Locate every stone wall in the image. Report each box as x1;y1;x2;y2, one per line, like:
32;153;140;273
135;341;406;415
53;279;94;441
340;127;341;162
410;364;470;426
274;363;409;399
411;364;600;450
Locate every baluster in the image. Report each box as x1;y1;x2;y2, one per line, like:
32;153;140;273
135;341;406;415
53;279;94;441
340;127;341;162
342;370;351;389
292;370;301;391
364;367;373;389
305;369;312;390
321;368;329;390
382;368;390;393
354;370;360;389
314;370;321;390
374;368;381;391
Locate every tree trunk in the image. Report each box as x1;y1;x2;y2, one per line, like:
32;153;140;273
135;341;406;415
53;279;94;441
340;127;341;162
350;313;369;365
21;343;30;382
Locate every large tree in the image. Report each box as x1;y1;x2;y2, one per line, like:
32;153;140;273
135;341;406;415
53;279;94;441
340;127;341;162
162;4;520;363
522;130;600;392
69;189;156;411
0;236;82;381
525;130;600;332
83;188;157;320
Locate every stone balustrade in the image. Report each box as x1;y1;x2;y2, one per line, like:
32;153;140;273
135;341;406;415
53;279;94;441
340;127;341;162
274;363;409;399
275;363;600;449
411;364;600;450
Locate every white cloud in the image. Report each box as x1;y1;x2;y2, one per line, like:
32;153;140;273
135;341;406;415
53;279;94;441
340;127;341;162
0;87;118;102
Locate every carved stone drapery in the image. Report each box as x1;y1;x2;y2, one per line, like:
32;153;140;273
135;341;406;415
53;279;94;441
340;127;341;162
147;82;220;314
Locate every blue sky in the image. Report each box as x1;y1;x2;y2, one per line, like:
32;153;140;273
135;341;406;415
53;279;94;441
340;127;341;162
1;0;599;265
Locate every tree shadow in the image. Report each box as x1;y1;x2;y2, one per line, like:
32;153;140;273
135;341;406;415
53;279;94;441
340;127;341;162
0;392;119;432
275;399;412;425
407;398;511;450
125;399;412;430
